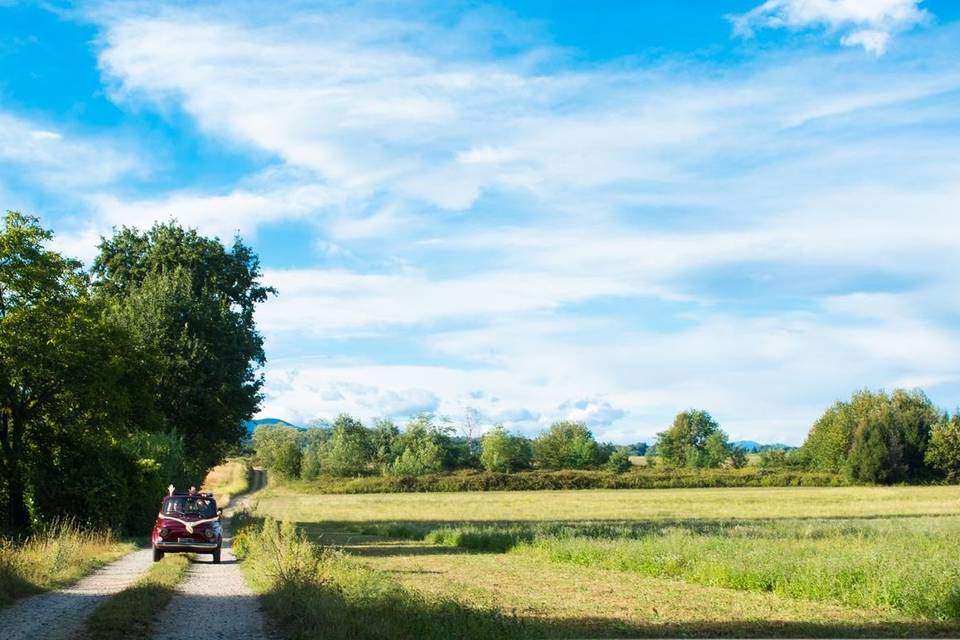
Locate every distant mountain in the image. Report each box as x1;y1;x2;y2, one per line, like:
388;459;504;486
732;440;795;452
244;417;300;435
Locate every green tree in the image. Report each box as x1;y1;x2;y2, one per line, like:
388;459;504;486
656;410;723;468
925;413;960;481
369;419;401;471
846;405;906;483
801;389;939;480
93;223;273;478
389;415;448;476
703;431;732;468
253;424;302;478
479;426;532;473
605;447;633;473
0;213;150;531
532;421;599;469
320;414;371;477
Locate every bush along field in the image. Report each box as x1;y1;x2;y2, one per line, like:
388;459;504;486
247;485;960;638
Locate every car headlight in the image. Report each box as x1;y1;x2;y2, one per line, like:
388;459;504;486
159;527;169;538
204;528;215;540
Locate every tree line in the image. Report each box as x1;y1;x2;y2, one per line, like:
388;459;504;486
255;388;960;484
0;213;271;535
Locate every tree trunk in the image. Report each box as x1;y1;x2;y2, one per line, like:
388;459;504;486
5;466;30;532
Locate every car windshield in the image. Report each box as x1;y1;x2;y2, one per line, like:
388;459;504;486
163;497;216;517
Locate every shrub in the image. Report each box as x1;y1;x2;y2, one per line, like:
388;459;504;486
480;427;532;473
294;467;848;494
604;447;632;473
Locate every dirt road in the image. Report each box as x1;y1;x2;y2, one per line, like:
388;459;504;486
152;468;270;640
0;547;154;640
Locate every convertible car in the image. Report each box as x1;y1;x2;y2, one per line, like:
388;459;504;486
151;488;223;563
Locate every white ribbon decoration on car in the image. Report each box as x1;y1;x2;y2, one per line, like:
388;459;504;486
158;513;219;534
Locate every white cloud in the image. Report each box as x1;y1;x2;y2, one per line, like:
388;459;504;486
731;0;929;54
14;2;954;443
0;111;140;187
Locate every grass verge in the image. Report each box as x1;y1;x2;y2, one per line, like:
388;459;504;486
81;553;190;640
234;518;527;640
0;520;136;607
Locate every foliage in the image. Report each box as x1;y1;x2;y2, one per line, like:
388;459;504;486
925;413;960;481
604;447;633;473
531;421;600;470
369;419;401;471
656;410;732;468
292;467;848;493
93;222;274;478
321;415;372;477
0;212;155;532
801;389;939;481
253;424;303;479
846;405;906;483
390;415;449;476
479;427;533;473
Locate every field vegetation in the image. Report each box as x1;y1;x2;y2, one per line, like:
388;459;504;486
0;520;135;606
0;213;273;536
245;485;960;637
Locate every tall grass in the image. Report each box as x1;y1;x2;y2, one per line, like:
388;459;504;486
414;517;960;621
0;520;135;606
233;518;527;640
202;458;253;506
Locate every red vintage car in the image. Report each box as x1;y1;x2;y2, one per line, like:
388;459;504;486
152;489;223;563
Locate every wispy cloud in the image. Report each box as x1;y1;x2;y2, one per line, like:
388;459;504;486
730;0;930;55
5;1;959;441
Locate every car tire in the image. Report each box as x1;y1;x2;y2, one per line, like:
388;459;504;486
212;546;221;564
153;547;164;562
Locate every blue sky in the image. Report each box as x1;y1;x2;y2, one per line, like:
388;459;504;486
2;0;959;444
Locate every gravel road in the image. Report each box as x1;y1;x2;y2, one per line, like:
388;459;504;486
152;469;271;640
0;547;154;640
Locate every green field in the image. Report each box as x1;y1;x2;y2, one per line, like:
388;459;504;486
242;484;960;638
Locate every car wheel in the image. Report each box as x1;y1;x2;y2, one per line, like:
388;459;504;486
153;547;164;562
212;546;221;564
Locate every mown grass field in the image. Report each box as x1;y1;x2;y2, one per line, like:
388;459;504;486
245;484;960;638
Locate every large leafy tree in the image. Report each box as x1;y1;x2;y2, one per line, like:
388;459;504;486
801;389;939;481
656;410;724;468
532;421;600;470
480;426;533;473
93;223;274;479
0;213;146;530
